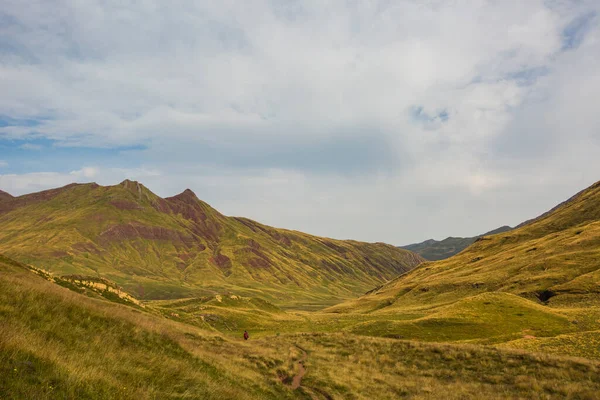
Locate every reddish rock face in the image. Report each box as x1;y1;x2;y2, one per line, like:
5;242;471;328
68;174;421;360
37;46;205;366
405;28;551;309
210;252;232;276
247;257;271;269
277;234;292;247
151;197;172;213
178;253;193;262
246;239;261;250
162;189;224;243
234;247;273;269
176;262;187;272
72;242;103;255
98;223;198;248
110;200;143;210
50;250;69;258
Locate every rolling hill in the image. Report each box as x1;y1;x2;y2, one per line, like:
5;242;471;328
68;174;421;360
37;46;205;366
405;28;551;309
0;180;424;307
332;180;600;312
325;180;600;357
400;225;512;261
3;253;600;399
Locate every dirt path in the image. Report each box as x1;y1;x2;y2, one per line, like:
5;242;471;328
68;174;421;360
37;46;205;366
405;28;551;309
291;348;307;389
286;347;332;400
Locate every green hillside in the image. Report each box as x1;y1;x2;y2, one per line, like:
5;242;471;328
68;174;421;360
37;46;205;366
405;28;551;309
400;225;512;261
3;254;600;400
0;181;424;307
332;180;600;312
0;253;294;399
324;181;600;357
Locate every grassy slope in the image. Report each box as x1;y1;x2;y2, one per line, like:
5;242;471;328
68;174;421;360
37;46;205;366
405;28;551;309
0;254;294;400
0;181;423;306
3;254;600;400
323;181;600;356
400;225;512;261
286;334;600;399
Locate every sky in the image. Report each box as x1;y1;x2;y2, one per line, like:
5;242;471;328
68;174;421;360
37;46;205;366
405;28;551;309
1;0;599;245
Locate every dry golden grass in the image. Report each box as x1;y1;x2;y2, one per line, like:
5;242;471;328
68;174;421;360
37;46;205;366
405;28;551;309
0;259;296;399
259;333;600;400
3;256;600;399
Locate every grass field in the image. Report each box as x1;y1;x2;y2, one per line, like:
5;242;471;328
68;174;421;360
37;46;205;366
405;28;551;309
3;255;600;400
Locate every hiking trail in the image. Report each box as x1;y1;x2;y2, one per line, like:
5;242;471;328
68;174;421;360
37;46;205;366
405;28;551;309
284;345;332;399
291;348;307;389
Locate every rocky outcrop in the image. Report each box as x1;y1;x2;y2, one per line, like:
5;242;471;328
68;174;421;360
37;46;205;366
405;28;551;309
164;189;224;243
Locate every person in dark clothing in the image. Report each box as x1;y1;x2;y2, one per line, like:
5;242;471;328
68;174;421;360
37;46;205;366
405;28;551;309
243;330;249;340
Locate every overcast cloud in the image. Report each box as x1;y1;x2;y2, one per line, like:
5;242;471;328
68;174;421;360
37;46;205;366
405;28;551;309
1;0;599;244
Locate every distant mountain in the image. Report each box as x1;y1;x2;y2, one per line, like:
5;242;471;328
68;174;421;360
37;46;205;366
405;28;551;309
399;226;513;261
0;180;424;306
331;179;600;314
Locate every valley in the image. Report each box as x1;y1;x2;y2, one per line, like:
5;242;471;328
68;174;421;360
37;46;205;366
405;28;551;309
3;254;600;399
2;180;600;399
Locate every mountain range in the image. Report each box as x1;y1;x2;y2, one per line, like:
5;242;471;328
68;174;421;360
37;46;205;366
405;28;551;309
399;225;513;260
0;180;423;307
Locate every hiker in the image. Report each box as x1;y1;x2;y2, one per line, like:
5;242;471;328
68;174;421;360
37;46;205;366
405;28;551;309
243;330;249;340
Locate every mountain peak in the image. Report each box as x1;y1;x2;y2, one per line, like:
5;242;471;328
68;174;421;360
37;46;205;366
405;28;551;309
169;188;200;204
117;179;152;194
119;179;139;188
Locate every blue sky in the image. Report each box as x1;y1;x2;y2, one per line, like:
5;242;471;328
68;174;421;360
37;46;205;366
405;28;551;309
1;0;600;244
0;137;144;174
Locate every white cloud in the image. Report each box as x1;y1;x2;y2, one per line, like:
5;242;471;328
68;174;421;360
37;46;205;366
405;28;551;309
0;172;82;194
0;160;7;168
0;167;161;196
0;0;576;145
70;167;98;179
1;0;599;243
